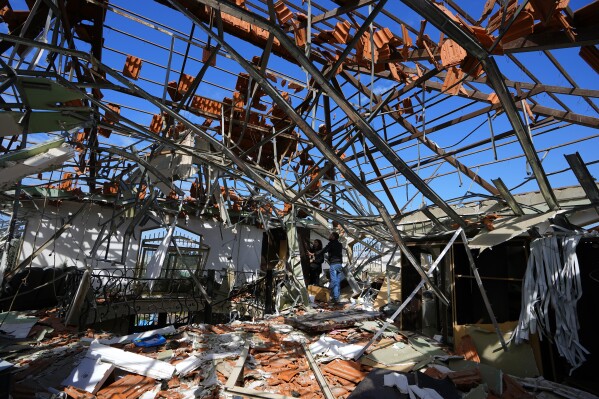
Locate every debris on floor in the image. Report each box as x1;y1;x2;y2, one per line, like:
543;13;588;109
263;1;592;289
0;306;597;399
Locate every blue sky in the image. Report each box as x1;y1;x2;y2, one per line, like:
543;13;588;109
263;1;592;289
2;0;598;214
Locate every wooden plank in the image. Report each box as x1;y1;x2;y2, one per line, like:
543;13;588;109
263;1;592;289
225;341;250;389
224;341;297;399
303;343;335;399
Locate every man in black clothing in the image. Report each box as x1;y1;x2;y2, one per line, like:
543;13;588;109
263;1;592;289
309;231;343;303
307;239;324;285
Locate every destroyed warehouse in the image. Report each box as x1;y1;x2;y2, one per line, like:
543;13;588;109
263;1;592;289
0;0;599;398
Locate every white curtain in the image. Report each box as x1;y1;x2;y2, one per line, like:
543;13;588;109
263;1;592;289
144;222;176;291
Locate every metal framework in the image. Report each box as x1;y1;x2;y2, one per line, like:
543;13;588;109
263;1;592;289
0;0;598;285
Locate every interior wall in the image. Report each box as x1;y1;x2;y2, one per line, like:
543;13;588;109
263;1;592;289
18;200;138;273
18;200;264;275
452;239;528;325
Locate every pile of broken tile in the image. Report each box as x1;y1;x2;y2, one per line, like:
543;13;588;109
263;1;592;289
0;306;597;399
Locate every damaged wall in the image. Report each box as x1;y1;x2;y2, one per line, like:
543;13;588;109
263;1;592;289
17;200;264;275
142;216;264;276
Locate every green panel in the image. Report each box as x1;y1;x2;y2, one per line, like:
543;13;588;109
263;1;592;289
28;111;89;133
19;77;85;109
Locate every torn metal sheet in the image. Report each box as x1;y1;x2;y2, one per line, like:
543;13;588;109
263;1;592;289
283;214;310;308
0;311;38;339
512;235;588;372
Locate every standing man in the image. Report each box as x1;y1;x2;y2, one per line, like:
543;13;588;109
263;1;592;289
309;232;343;303
307;239;324;286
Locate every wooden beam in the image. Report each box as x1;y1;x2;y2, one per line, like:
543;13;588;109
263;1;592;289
303;343;335;399
225;341;250;389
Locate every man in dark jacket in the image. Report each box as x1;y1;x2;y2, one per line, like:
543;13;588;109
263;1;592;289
310;231;343;303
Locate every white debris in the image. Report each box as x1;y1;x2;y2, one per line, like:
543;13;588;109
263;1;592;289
175;355;203;376
309;336;364;360
384;372;444;399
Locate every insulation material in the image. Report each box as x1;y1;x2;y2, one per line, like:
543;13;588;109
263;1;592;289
88;342;175;380
511;235;589;373
144;221;176;291
310;336;366;360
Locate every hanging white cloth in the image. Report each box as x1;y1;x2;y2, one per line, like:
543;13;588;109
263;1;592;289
144;221;176;291
511;235;589;374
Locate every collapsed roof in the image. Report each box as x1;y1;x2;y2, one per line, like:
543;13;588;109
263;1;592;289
0;0;598;250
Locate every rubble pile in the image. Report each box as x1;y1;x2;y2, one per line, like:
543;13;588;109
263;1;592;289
0;306;597;399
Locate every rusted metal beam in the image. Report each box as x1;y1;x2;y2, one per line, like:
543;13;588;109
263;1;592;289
492;177;524;216
565;152;599;205
419;79;599;129
386;24;599;63
180;0;466;227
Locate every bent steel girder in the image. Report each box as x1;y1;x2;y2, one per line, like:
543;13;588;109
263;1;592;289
1;23;407;260
175;0;467;230
340;70;500;196
168;0;451;305
401;0;559;211
0;34;299;207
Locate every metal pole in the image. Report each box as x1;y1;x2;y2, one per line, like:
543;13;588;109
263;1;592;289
459;229;508;352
